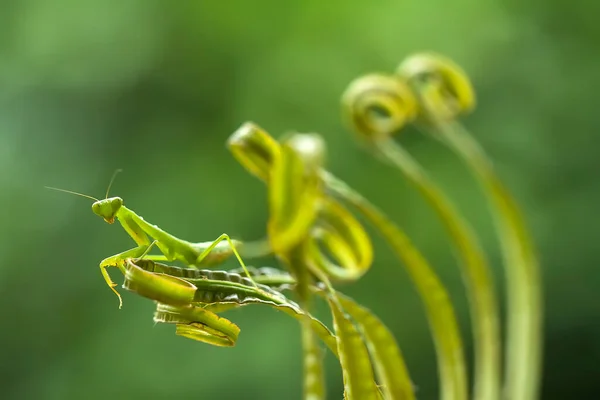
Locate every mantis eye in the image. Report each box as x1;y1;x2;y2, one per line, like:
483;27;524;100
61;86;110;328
108;197;124;220
91;201;103;216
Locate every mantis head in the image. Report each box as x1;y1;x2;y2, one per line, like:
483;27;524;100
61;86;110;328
92;197;124;224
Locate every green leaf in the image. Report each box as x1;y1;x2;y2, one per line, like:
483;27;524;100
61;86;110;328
328;297;380;400
229;265;415;399
228;265;297;290
340;67;501;400
438;121;542;400
396;52;475;121
301;320;326;400
397;52;542;400
122;258;198;305
268;133;325;253
227;122;281;182
123;259;339;356
304;198;373;281
154;303;240;347
324;173;468;400
373;138;501;400
335;292;415;400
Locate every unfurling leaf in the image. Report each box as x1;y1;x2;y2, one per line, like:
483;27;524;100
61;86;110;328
336;293;415;400
328;297;380;400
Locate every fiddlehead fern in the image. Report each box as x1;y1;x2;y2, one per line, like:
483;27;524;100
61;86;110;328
396;52;475;122
229;123;466;400
230;127;377;400
341;74;418;140
323;172;467;400
397;52;542;400
228;124;373;285
342;64;501;400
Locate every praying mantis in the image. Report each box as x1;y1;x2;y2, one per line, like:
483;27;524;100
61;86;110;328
46;170;257;308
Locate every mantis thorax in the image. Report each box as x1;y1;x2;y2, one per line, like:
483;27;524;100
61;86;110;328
92;197;123;224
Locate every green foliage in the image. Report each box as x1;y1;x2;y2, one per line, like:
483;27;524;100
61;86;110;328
328;297;381;400
123;259;338;354
334;293;414;400
3;3;596;398
343;57;500;400
64;55;541;398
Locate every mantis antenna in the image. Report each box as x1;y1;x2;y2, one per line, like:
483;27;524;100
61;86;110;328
44;186;100;202
105;169;123;199
45;168;124;201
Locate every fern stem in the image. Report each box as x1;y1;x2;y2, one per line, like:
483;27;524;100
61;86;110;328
324;172;468;400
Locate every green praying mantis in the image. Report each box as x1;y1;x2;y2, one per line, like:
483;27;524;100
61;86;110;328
46;170;258;308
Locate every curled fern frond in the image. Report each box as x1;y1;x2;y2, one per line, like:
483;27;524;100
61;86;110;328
398;52;542;400
343;51;542;400
341;63;501;400
304;197;373;281
227;122;280;182
323;172;468;400
154;303;240;347
228;124;373;284
396;52;475;122
341;73;417;140
229;124;467;400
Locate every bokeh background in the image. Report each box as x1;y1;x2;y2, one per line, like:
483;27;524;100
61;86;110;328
1;1;598;399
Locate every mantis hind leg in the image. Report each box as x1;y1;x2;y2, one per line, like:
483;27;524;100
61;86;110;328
195;233;259;288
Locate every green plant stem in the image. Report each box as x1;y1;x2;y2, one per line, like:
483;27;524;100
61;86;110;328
434;120;543;400
301;320;326;400
374;138;501;400
323;172;468;400
285;247;327;400
334;291;416;400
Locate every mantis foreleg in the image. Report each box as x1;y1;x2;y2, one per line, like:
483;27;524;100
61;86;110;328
100;245;151;308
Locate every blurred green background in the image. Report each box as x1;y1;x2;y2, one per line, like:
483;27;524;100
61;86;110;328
1;0;598;399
